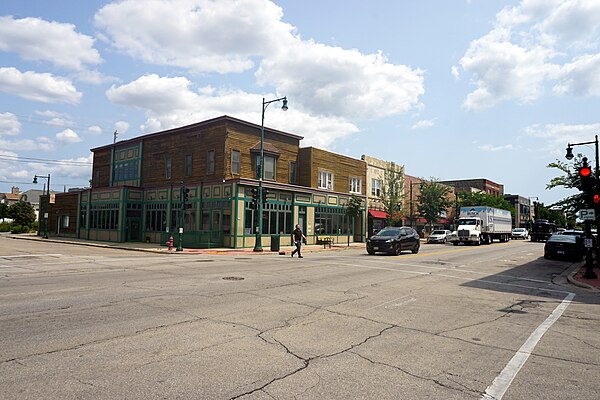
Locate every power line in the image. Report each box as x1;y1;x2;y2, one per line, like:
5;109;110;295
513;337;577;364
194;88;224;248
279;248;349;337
0;179;89;188
0;154;92;166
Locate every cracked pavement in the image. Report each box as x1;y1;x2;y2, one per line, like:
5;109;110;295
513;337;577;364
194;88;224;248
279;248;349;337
1;236;599;399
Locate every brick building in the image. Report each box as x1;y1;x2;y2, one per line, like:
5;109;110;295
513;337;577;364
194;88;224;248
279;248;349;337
439;178;504;196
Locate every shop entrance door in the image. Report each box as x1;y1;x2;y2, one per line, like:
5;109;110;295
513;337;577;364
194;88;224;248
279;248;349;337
127;218;141;242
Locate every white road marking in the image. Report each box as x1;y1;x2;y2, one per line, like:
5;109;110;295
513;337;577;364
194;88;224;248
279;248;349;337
0;253;62;258
481;292;576;400
366;295;410;310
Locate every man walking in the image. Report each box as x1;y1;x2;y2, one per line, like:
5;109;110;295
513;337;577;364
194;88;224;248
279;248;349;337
291;224;307;258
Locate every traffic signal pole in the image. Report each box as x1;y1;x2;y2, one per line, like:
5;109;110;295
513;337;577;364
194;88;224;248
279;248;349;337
578;158;597;279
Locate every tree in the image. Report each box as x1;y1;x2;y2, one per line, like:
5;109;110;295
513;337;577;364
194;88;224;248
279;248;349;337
345;194;363;243
7;201;36;228
534;202;568;228
380;163;404;226
546;154;588;219
416;178;452;231
458;191;513;213
0;203;8;221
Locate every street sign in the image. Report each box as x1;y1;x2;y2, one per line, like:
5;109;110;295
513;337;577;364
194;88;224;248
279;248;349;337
577;209;596;220
585;238;594;248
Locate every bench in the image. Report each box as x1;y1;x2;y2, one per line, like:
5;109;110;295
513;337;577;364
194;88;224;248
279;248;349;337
316;236;334;248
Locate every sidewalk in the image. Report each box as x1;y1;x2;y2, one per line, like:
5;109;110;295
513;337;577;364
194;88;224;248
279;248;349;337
568;264;600;291
5;234;366;255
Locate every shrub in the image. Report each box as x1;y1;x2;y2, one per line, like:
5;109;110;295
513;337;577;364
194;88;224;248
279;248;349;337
0;221;11;232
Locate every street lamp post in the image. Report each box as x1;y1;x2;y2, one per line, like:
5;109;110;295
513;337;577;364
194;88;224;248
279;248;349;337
528;196;538;232
32;174;51;239
254;96;288;252
565;135;599;279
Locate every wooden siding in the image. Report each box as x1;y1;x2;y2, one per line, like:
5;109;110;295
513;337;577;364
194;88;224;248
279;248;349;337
140;123;227;187
44;192;80;236
224;119;300;184
298;147;367;194
92;149;111;188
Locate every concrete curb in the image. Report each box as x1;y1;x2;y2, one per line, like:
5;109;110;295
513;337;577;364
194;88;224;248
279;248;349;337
566;264;600;292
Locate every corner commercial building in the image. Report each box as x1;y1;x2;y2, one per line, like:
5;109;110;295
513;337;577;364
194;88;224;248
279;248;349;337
39;116;367;248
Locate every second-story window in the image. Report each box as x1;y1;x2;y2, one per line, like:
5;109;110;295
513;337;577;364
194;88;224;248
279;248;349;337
289;161;297;183
371;178;381;196
255;155;276;180
318;170;333;190
184;154;192;177
165;158;172;180
231;150;240;175
349;177;362;194
207;150;215;174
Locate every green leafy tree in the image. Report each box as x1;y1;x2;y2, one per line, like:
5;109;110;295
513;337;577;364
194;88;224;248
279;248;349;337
546;154;588;220
380;163;404;226
416;178;452;231
7;201;36;228
533;202;568;228
458;191;513;213
345;194;363;241
0;203;8;221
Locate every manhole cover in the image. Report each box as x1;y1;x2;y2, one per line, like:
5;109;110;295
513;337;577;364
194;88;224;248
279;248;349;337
222;276;244;281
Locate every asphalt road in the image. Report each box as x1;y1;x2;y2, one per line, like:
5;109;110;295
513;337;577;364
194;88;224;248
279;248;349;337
0;236;599;399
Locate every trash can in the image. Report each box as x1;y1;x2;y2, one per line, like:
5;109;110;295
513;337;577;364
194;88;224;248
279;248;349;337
270;235;280;252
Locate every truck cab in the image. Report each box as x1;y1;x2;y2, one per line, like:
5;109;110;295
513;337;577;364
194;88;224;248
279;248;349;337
451;217;483;245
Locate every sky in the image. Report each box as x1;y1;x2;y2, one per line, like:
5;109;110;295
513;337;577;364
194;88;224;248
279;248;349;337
2;0;600;205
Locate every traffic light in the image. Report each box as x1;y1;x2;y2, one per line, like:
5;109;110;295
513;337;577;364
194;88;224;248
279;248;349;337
181;186;191;209
578;159;594;192
262;188;269;206
251;188;259;209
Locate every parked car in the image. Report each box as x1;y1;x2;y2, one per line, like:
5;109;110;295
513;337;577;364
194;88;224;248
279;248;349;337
544;234;584;261
560;230;585;240
366;226;420;255
511;228;529;240
427;229;451;244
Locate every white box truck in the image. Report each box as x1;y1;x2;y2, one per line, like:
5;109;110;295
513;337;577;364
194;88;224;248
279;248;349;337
448;206;512;246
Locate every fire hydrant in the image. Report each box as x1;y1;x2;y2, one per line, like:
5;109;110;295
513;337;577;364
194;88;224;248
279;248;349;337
166;235;174;252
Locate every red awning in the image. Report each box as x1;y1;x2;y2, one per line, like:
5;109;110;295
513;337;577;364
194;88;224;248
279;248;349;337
368;210;388;219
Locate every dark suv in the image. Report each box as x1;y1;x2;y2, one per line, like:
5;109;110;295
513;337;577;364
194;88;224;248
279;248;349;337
366;226;420;255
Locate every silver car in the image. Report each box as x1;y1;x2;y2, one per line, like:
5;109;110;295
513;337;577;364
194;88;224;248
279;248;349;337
427;229;451;244
511;228;529;240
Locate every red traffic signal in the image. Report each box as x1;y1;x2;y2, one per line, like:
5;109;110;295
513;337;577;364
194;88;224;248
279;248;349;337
594;194;600;204
579;166;592;177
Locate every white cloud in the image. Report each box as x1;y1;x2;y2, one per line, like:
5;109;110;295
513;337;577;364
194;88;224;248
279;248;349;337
0;67;82;104
553;54;600;96
114;121;130;135
257;42;424;119
97;0;423;121
411;119;435;130
451;65;460;80
459;0;600;111
73;70;117;85
0;136;55;152
56;128;82;144
49;153;93;179
478;143;513;152
0;112;21;136
0;16;101;70
107;74;358;147
524;122;600;156
87;125;102;135
94;0;295;74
